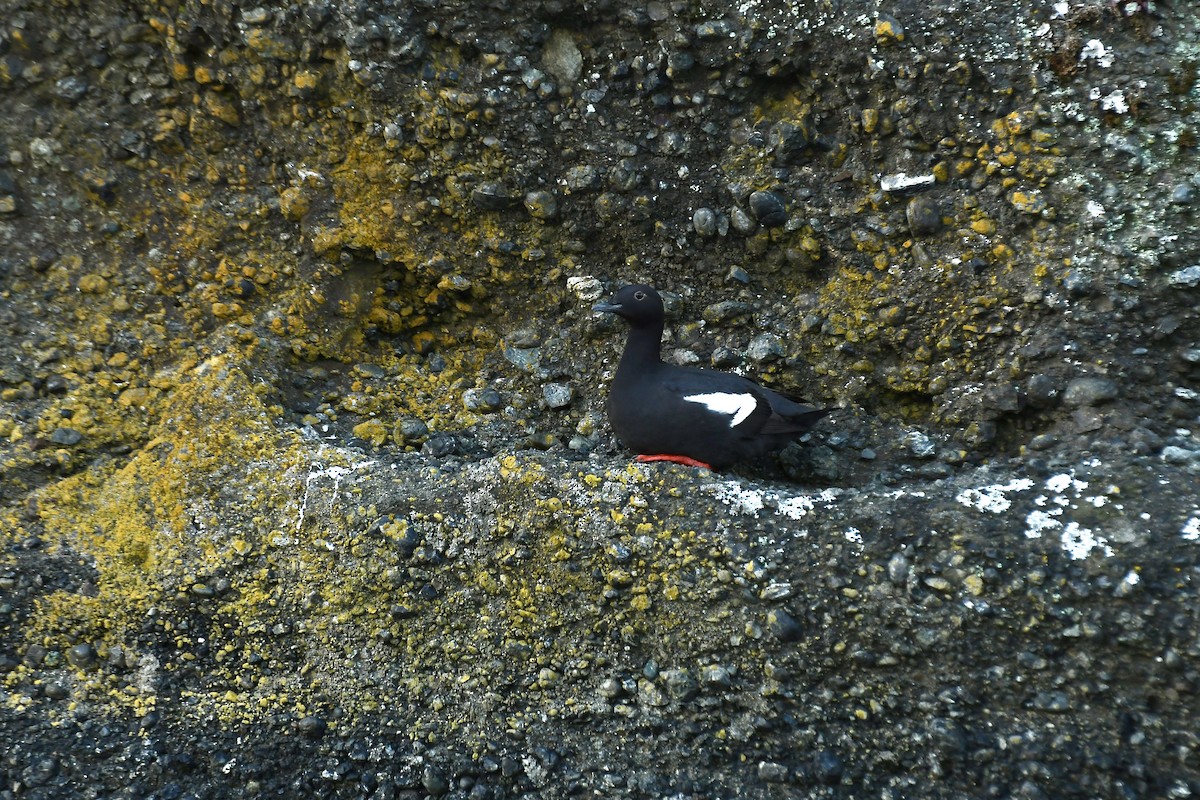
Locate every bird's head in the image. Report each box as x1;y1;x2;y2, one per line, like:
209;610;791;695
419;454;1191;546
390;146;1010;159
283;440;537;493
592;283;664;327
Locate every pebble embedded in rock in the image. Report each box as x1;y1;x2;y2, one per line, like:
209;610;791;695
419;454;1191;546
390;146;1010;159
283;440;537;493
730;206;756;234
748;190;787;227
745;333;783;363
1062;270;1092;296
542;29;582;86
297;715;327;737
660;668;697;700
767;608;803;642
903;430;936;458
1170;183;1195;204
1160;445;1197;464
1030;691;1071;712
394;418;429;444
726;266;750;284
699;664;734;688
1062;376;1118;407
563;164;601;192
692;207;717;237
906;195;942;236
703;300;753;325
758;761;789;782
518;432;558;450
874;13;905;44
813;748;844;783
66;643;96;669
1167;265;1200;288
54;76;89;102
423;434;458;457
463;387;502;412
49;428;83;446
666;51;694;77
471;181;517;211
524;190;559;220
1026;374;1063;409
543;383;572;409
42;682;68;700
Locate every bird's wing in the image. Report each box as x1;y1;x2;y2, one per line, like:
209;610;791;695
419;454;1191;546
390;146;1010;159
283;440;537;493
662;368;774;433
664;364;830;436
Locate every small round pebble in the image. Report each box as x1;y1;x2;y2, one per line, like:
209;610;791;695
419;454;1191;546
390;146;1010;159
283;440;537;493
394;418;429;444
692;207;717;237
524;190;559;220
730;206;756;234
906;195;942;236
66;643;96;669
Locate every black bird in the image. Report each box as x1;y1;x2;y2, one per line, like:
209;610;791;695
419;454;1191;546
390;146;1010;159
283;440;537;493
593;284;830;470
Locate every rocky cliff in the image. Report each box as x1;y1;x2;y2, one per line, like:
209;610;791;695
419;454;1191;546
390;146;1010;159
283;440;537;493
1;0;1197;797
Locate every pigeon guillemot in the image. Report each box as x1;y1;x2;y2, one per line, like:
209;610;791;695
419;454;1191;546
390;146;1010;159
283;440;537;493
593;284;830;470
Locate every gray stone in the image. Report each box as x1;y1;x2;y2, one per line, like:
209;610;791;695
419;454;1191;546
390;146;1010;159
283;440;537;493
748;190;787;227
562;164;600;191
524;190;559;220
472;181;517;210
543;382;572;409
1161;445;1196;464
692;207;717;237
904;430;936;458
463;387;502;412
703;300;753;324
746;333;783;363
54;76;89;102
1167;265;1200;288
906;195;942;236
660;668;697;700
49;428;83;446
543;30;582;86
757;761;789;782
767;608;803;642
1063;376;1119;407
730;206;756;234
422;764;449;796
1026;374;1063;408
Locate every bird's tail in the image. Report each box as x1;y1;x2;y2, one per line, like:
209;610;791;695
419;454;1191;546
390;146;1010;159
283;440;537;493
761;407;832;434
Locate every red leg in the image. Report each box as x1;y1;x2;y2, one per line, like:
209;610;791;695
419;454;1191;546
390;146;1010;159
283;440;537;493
635;454;714;470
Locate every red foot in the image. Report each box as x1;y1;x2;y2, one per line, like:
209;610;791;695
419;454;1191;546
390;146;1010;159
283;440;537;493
635;454;713;469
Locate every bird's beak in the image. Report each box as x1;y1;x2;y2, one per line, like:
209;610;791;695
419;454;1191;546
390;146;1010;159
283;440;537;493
592;301;621;313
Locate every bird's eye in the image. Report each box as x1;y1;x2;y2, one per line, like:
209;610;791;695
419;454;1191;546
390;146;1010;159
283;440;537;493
634;291;646;301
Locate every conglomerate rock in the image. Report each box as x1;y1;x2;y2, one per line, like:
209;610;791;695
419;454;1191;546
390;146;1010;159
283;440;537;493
0;0;1197;796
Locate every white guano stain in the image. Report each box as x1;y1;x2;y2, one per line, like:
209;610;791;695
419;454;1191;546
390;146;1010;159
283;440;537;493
956;470;1120;561
703;482;840;523
1023;472;1113;560
1183;514;1200;541
955;478;1035;513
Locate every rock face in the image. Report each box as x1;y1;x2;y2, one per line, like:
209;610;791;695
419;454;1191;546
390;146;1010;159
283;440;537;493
0;0;1197;797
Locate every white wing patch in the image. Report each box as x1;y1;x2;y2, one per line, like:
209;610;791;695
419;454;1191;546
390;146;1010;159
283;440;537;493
683;392;758;428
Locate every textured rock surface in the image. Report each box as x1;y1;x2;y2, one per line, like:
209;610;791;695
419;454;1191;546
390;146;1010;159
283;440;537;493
1;0;1198;797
